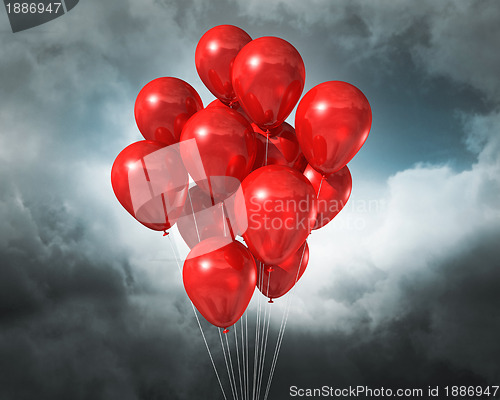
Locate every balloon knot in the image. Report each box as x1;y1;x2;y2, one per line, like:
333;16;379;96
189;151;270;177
163;231;169;236
223;328;229;334
266;267;274;273
268;298;274;304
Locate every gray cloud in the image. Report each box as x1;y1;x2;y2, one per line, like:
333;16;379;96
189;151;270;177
261;230;500;399
1;0;500;399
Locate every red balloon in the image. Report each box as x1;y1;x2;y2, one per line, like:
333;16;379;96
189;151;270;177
206;98;252;123
177;185;230;249
232;37;305;130
111;141;188;232
257;241;309;301
206;99;229;109
235;165;316;265
135;77;203;145
196;25;252;105
252;122;307;172
304;164;352;229
295;81;372;175
180;107;256;201
183;238;257;329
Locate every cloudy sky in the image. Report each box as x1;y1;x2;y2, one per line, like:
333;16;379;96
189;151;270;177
1;1;500;399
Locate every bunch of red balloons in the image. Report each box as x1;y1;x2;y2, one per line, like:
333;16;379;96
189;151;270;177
111;25;372;332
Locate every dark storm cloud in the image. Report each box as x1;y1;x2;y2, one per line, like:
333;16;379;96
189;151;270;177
0;171;228;399
1;0;500;399
0;2;210;393
265;229;500;399
0;180;131;322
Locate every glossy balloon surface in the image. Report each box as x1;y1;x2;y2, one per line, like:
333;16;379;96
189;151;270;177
235;165;316;265
180;107;256;201
206;98;251;123
177;185;230;248
111;140;188;231
257;241;309;300
135;77;203;145
304;164;352;229
183;238;257;328
252;122;307;172
295;81;371;174
196;25;252;105
232;37;305;130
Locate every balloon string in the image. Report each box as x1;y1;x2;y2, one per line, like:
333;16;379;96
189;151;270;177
160;193;169;227
257;269;273;400
266;265;273;303
225;328;239;400
263;244;307;400
263;302;287;400
187;188;201;243
240;317;247;400
140;157;159;224
251;274;260;400
252;262;264;399
219;328;238;400
207;177;216;206
255;263;271;400
222;202;236;241
317;175;325;198
245;313;249;400
222;203;227;238
264;132;270;167
257;299;267;399
167;236;228;400
140;157;151;182
257;300;272;400
140;157;155;198
141;157;171;233
234;324;244;400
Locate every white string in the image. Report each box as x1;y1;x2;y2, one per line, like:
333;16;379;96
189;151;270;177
225;329;239;400
234;324;244;400
263;296;290;400
256;297;267;399
245;313;249;400
251;295;260;399
240;318;247;400
263;244;307;400
267;267;272;301
264;133;270;166
254;261;271;400
317;175;325;198
186;188;201;243
252;262;264;399
222;203;227;237
256;270;269;400
219;328;237;400
263;300;288;400
256;269;273;399
257;299;272;400
167;236;227;400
